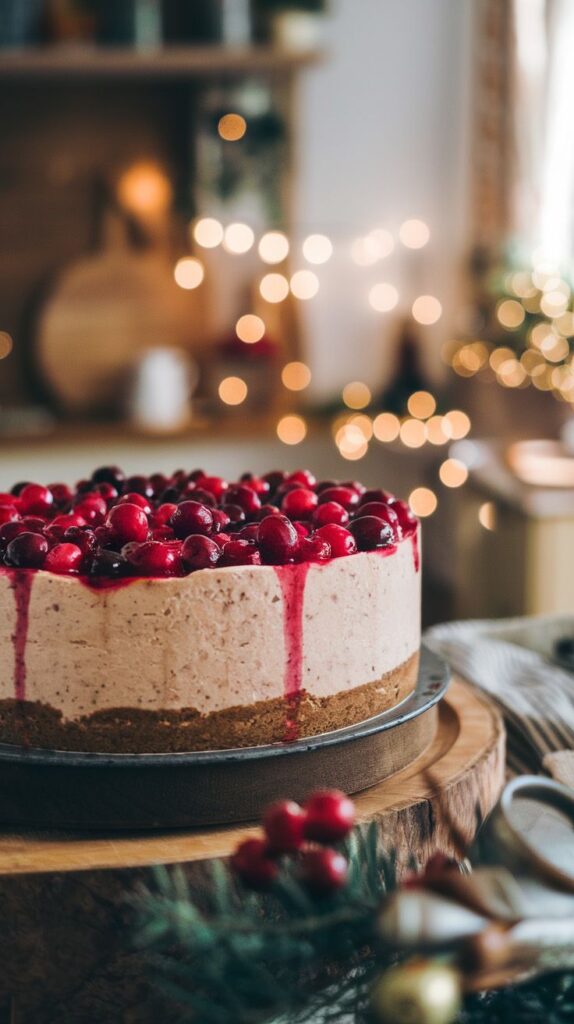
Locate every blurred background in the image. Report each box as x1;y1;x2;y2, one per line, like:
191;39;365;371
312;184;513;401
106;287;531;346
1;0;574;623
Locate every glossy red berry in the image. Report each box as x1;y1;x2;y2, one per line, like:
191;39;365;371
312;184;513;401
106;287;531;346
44;543;84;575
200;476;229;503
89;549;127;578
388;499;418;535
124;475;154;498
258;514;299;564
312;501;349;528
237;524;260;543
169;501;214;539
0;504;20;526
49;483;74;507
211;508;231;533
74;496;108;526
253;503;280;522
287;469;317;489
21;516;47;532
19;484;54;516
349;515;395;551
221;503;246;526
213;532;232;549
125;540;179;577
298;536;331;562
106;502;149;545
357;502;401;532
317;486;360;511
220;539;261;566
52;512;87;531
91;465;126;489
262;470;287;493
281;488;318;519
0;522;26;549
152;502;178;527
117;492;153;516
5;532;49;568
263;799;307;854
63;527;97;556
314;524;356;558
359;489;392;506
182;535;221;570
239;474;270;497
293;521;310;540
225;485;261;515
299;848;348;895
231;838;279;890
304;790;355;842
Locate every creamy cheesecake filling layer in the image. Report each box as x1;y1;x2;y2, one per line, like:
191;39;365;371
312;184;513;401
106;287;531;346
0;535;420;725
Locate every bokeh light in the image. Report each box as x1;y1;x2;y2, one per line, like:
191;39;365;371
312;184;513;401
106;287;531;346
0;332;14;360
407;390;436;419
400;418;427;448
193;217;224;248
258;231;289;264
399;219;430;248
218;113;247;141
426;415;450;445
290;269;319;300
496;299;525;329
412;295;442;325
478;502;496;531
369;282;399;312
443;410;471;439
173;256;204;290
439;458;469;488
117;161;172;217
223;222;254;254
373;412;400;442
302;234;333;265
342;381;371;410
409;487;437;517
277;415;307;445
218;376;248;405
236;314;265;344
282;361;312;391
260;273;289;303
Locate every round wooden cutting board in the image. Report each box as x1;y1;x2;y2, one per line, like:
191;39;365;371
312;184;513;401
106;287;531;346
0;680;505;1023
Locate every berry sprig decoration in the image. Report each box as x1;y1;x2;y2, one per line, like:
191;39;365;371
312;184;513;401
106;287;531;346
231;790;355;896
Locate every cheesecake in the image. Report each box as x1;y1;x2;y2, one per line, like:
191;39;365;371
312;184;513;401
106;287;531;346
0;468;421;753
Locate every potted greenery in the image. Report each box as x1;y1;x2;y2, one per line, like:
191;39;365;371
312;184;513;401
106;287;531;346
257;0;328;51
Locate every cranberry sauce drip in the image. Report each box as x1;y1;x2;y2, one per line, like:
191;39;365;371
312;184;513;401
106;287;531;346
274;562;311;742
410;529;420;573
0;468;418;580
5;568;33;701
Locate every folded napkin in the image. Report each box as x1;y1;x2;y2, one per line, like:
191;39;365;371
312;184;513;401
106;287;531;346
425;615;574;777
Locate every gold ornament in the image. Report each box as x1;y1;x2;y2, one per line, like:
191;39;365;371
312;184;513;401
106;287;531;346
370;959;461;1024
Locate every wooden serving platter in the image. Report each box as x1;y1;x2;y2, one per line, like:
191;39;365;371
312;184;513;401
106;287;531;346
0;679;505;1023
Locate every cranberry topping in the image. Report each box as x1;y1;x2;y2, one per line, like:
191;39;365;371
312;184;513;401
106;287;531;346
124;475;154;498
170;500;214;539
281;487;318;519
74;496;108;526
182;535;221;571
44;543;84;575
0;521;27;549
225;485;261;515
125;540;179;577
314;524;357;558
106;503;149;545
220;503;246;527
257;514;299;565
63;527;97;556
359;488;392;506
89;549;128;578
19;484;54;517
298;535;331;562
51;512;87;531
117;492;153;516
262;470;287;493
211;508;231;533
49;483;74;507
237;524;260;543
388;498;418;534
349;515;394;550
317;486;360;510
5;532;49;568
91;465;126;489
287;469;317;489
0;504;20;526
220;539;261;566
181;485;216;507
312;501;349;528
253;503;280;522
200;476;228;502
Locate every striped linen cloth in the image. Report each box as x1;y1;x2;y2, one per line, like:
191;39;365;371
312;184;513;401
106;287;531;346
425;615;574;776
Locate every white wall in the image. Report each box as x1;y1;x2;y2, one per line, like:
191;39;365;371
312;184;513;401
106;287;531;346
294;0;473;400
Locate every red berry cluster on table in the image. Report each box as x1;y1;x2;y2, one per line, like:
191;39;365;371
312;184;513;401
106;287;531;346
0;467;417;580
231;790;356;895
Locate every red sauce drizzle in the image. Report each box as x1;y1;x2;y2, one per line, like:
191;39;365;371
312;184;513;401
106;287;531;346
408;528;420;572
7;569;33;701
274;562;310;742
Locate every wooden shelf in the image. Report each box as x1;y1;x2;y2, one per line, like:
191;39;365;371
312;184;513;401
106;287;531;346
0;45;322;80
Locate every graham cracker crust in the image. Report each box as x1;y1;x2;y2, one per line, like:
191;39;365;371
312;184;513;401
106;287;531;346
0;651;419;753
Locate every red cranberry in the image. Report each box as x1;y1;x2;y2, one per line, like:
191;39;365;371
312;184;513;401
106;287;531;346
149;473;170;497
258;514;299;565
299;848;348;895
94;525;115;547
304;790;355;842
275;480;305;502
298;536;331;562
75;478;94;494
48;483;73;507
91;465;125;489
116;492;152;515
212;508;231;533
182;535;221;571
220;539;261;566
160;486;181;505
358;502;400;528
44;543;84;575
312;501;349;528
150;526;175;542
213;531;232;549
19;484;54;516
314;524;356;558
231;838;278;890
124;475;154;498
52;512;87;531
170;501;214;539
239;474;270;497
263;799;306;853
106;503;149;545
359;488;393;506
281;488;318;519
75;496;108;526
21;516;48;532
287;469;316;488
151;503;178;528
64;527;97;556
253;503;280;522
0;522;26;549
221;503;246;527
341;480;366;495
181;484;216;507
226;485;261;515
10;481;31;496
315;480;338;494
293;522;310;540
200;476;228;502
187;468;206;483
125;540;179;577
89;549;128;578
262;470;287;493
318;486;360;511
237;524;260;543
6;532;48;568
388;498;418;535
349;515;394;551
0;504;20;526
94;482;119;503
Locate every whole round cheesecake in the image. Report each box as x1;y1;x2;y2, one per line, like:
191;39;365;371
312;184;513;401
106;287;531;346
0;468;421;753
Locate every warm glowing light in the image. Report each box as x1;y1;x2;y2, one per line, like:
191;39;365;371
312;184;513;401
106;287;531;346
400;418;427;448
342;381;371;410
218;113;247;141
193;217;224;248
223;222;254;254
117;161;172;217
369;282;399;312
439;458;469;488
351;231;393;265
426;415;449;445
282;361;311;391
407;390;436;419
260;273;289;303
540;290;569;317
373;412;400;442
302;234;333;265
399;218;430;249
478;502;496;531
556;312;574;337
290;269;319;300
443;410;471;440
496;299;525;329
277;415;307;445
540;334;569;363
218;376;248;405
339;439;369;461
348;413;373;441
510;272;537;299
497;358;527;388
335;422;369;460
236;314;265;344
409;487;437;517
173;256;204;290
369;229;394;258
258;231;289;264
412;295;442;325
490;346;515;369
0;332;13;359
